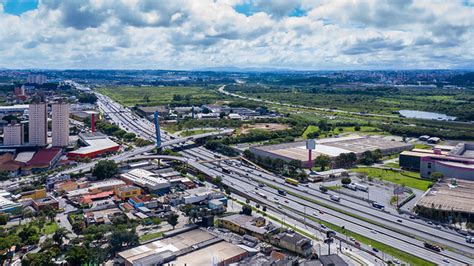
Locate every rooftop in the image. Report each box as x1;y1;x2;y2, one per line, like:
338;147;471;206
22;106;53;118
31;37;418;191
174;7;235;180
416;179;474;214
169;241;247;266
26;148;62;166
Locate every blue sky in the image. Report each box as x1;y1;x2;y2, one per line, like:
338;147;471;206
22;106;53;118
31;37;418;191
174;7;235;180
2;0;38;15
0;0;473;70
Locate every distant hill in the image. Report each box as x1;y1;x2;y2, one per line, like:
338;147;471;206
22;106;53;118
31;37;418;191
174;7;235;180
449;72;474;85
195;66;295;73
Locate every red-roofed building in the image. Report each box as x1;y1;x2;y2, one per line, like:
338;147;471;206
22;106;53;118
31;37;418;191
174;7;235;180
79;190;115;205
23;148;62;173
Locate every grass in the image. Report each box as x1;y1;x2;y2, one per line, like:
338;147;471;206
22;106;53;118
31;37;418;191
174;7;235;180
414;143;432;149
180;129;217;137
16;221;58;235
351;167;432;191
302;125;384;139
384;162;400;169
139;231;165;242
96;86;221;107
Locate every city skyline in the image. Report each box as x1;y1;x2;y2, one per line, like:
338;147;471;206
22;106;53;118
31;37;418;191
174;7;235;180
0;0;473;70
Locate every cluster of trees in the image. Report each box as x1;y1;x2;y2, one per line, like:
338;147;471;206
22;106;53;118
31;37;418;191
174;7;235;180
77;93;97;104
380;123;474;140
334;152;357;168
94;119;137;141
243;150;307;180
92;160;119;180
204;140;239;157
358;150;383;165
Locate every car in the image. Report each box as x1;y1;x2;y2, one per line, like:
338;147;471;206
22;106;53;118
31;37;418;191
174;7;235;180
370;230;377;234
321;224;327;229
372;247;379;253
442;258;450;263
304;184;309;187
436;225;442;229
392;259;401;265
409;215;416;219
274;197;278;201
397;219;403;223
277;205;282;209
284;200;289;203
255;187;258;190
313;212;318;216
427;221;433;225
319;210;324;214
349;237;355;242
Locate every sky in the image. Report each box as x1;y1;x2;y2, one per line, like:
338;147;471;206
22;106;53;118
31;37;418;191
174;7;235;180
0;0;473;70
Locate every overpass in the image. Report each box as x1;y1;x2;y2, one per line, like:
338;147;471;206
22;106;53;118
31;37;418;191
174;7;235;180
159;129;234;148
123;155;216;176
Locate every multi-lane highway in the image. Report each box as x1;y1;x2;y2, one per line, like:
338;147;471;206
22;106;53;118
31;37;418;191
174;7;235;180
86;83;472;265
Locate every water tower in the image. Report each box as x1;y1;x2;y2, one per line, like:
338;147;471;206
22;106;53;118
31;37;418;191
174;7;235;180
306;139;316;169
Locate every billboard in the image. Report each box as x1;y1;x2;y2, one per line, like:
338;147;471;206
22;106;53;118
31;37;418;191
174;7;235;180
306;139;316;150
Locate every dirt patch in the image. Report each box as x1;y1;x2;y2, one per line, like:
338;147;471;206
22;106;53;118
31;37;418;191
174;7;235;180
240;123;290;134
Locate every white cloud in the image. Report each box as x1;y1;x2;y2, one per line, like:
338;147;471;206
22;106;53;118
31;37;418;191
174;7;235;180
0;0;472;69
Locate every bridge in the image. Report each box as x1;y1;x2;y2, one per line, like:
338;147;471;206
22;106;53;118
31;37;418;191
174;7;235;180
159;129;234;148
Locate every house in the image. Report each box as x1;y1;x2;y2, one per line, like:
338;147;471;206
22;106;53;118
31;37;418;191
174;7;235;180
271;230;313;257
219;214;276;240
114;185;141;201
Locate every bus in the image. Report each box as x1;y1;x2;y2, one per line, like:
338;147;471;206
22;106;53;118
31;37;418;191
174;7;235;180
256;192;267;199
330;195;340;202
355;183;368;192
285;178;299;186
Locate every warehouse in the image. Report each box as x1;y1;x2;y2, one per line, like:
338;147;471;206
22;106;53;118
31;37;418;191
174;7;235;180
250;135;412;165
67;132;120;160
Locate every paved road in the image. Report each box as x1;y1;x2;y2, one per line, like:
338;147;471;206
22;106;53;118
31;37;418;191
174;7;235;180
90;84;473;265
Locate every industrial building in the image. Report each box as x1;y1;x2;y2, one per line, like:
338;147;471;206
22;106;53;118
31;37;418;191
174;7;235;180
28;102;48;146
3;123;24;146
117;228;248;266
400;143;474;180
120;168;171;194
51;102;69;147
67;132;120;160
250;135;412;165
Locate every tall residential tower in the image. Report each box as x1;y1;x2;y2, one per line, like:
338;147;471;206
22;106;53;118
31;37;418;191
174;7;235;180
52;102;69;147
28;102;47;146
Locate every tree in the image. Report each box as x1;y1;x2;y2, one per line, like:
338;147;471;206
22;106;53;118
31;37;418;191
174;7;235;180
262;206;267;212
109;227;139;253
53;228;69;247
92;160;118;180
341;177;352;185
123;132;136;141
314;154;331;171
0;171;9;181
0;213;8;225
22;251;56;266
167;212;179;230
72;221;86;234
354;125;361;131
66;245;90;266
241;204;252;216
429;172;444;181
212;176;222;186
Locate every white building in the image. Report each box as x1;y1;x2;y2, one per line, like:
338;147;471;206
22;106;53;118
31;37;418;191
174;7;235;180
27;74;47;85
28;103;47;146
52;102;69;147
3;123;24;146
121;168;170;193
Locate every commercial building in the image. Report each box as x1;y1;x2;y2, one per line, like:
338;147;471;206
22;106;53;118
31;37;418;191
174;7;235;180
0;196;22;213
271;231;313;257
117;228;248;266
0;104;29;114
67;132;120;160
31;196;59;211
400;143;474;180
51;102;69;147
28;103;48;146
22;148;62;173
219;214;275;240
251;135;412;165
120;168;171;194
415;179;474;218
3;123;24;146
114;185;141;201
21;188;46;200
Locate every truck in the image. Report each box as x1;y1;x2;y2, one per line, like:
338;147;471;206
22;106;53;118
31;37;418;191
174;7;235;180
277;189;287;196
330;195;340;202
355;183;368;192
424;242;442;252
372;202;385;209
319;186;328;193
256;192;267;199
466;236;474;243
346;183;357;190
222;168;230;174
285;178;299;186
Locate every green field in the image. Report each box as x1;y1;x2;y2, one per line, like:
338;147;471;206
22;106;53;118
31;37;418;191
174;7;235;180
302;125;383;138
352;167;432;191
139;231;165;242
414;143;432;149
96;86;222;107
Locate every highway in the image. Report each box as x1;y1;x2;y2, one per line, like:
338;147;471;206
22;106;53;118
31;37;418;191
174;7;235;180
85;83;472;265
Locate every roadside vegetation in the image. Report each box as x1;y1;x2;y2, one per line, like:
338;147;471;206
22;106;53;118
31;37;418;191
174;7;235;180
351;167;433;191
